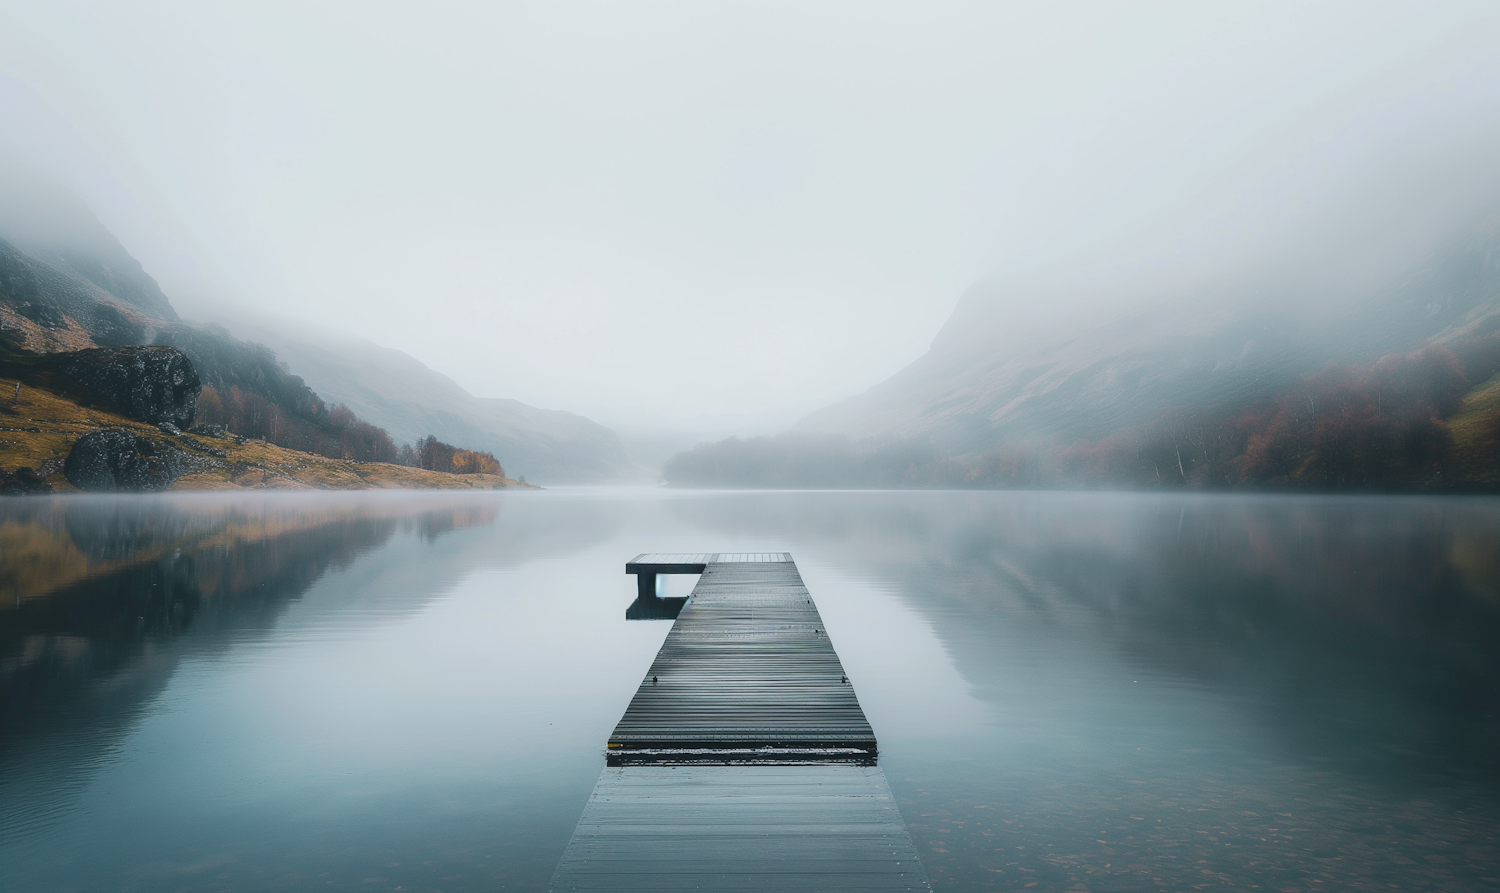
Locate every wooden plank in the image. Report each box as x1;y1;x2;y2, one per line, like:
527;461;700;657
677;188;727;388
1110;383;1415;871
632;553;713;564
608;559;875;755
549;765;930;892
626;553;794;574
709;552;793;563
627;553;709;575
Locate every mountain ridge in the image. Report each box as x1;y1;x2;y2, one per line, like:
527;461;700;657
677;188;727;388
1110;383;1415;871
182;313;636;483
799;216;1500;451
668;213;1500;490
0;168;630;484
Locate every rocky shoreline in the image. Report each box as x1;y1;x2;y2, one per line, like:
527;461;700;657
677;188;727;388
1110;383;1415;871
0;348;534;495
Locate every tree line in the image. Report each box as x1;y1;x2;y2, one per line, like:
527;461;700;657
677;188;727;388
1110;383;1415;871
664;338;1500;491
1054;340;1491;489
196;386;504;476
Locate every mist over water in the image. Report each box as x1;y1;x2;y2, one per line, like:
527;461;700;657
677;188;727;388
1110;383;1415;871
7;3;1500;435
2;490;1496;891
4;5;1500;891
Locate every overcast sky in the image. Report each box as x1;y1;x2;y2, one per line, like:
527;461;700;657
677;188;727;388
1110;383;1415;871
3;2;1499;435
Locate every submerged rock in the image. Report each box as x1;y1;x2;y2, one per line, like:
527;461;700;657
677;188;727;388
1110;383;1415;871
54;346;200;429
64;428;186;492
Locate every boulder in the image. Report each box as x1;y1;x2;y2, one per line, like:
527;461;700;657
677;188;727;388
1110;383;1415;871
54;346;200;429
64;428;185;492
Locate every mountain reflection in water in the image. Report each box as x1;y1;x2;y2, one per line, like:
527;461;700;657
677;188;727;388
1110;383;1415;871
671;493;1500;776
673;492;1500;890
1;490;1497;892
1;496;504;833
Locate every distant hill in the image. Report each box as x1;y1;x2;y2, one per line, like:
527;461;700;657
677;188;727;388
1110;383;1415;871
0;171;339;434
0;167;632;484
189;316;637;483
0;361;525;493
797;218;1500;453
799;297;1324;451
667;215;1500;490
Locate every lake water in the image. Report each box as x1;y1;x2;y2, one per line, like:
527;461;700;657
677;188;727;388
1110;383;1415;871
2;489;1497;891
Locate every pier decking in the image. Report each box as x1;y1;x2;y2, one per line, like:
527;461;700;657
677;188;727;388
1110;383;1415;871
609;554;875;760
549;553;929;892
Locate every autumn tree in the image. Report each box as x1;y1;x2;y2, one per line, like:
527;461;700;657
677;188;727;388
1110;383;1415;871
411;435;504;476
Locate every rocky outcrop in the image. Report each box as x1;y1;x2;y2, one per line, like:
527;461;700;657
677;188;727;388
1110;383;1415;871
0;235;151;350
0;169;178;321
54;346;200;429
0;465;51;496
152;323;326;419
64;428;186;492
0;238;63;327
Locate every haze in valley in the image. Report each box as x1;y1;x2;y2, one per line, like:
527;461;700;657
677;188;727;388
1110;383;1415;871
4;2;1500;485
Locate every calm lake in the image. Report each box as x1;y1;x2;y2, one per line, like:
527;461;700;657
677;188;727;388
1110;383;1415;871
2;489;1497;891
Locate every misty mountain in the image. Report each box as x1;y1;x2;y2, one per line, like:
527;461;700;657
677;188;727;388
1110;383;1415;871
1342;217;1500;359
667;215;1500;489
0;170;631;482
0;176;376;452
0;231;156;353
0;168;176;322
799;297;1323;452
799;217;1500;453
186;317;636;483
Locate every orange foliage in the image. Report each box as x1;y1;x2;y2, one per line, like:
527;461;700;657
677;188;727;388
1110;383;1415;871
412;435;504;477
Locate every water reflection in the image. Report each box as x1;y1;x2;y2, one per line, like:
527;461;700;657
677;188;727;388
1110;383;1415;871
1;490;1496;892
671;492;1500;889
0;496;507;836
671;493;1500;775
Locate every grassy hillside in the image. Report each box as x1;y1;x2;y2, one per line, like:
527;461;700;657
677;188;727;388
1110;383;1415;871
1445;372;1500;484
194;315;637;483
0;376;528;492
0;172;635;483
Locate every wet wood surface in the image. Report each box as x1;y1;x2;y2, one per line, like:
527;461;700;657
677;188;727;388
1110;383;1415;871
609;557;874;753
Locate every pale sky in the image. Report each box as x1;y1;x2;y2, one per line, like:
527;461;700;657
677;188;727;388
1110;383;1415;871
2;2;1499;435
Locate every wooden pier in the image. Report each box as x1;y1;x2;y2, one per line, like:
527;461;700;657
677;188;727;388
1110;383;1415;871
549;553;929;892
610;553;875;761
